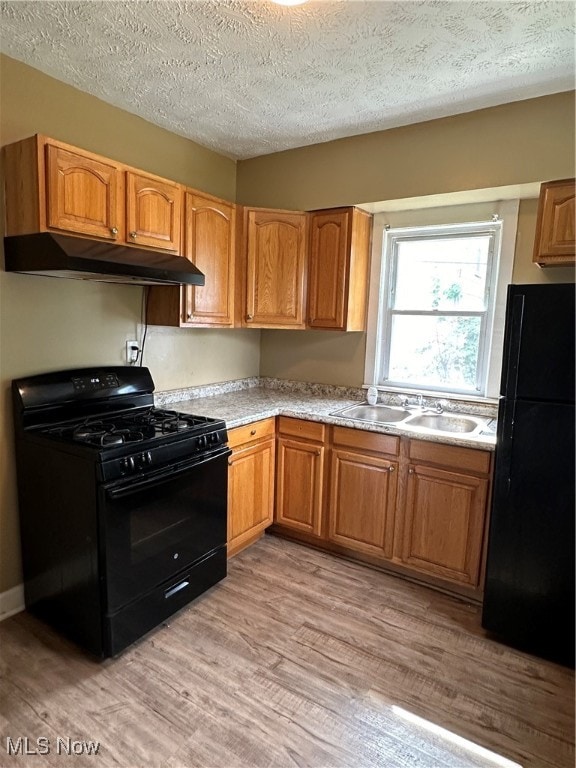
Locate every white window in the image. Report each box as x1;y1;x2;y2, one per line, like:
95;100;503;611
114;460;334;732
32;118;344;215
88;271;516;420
365;204;519;401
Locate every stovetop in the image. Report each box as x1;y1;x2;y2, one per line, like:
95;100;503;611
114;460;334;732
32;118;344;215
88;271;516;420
43;407;220;449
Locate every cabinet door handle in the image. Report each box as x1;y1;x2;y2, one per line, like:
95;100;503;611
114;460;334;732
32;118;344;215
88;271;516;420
186;313;193;320
129;231;137;239
246;314;253;321
408;468;414;474
110;226;118;236
388;465;395;472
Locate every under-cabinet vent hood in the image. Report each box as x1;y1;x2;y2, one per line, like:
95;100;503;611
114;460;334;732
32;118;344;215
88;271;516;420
3;233;205;286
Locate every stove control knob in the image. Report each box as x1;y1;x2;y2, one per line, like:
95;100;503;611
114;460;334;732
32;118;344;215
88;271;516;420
209;432;219;445
197;435;207;450
121;456;136;473
145;451;153;466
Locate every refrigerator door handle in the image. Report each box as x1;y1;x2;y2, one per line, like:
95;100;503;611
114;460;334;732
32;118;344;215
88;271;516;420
502;293;524;403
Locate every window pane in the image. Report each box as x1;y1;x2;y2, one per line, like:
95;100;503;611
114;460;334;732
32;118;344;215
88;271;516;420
393;236;491;311
386;315;481;391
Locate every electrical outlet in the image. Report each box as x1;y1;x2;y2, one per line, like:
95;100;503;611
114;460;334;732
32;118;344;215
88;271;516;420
126;340;140;365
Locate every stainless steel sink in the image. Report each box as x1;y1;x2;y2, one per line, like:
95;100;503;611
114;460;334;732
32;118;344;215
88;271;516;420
403;413;482;434
331;403;411;423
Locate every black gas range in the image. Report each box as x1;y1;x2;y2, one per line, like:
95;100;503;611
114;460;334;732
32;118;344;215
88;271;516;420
12;366;230;658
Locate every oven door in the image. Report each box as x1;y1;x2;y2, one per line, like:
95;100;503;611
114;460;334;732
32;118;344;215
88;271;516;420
100;446;230;614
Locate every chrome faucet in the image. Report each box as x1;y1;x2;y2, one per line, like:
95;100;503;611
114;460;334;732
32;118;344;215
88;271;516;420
433;399;448;414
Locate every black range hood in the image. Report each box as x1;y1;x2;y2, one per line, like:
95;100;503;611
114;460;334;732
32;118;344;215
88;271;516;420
3;233;205;287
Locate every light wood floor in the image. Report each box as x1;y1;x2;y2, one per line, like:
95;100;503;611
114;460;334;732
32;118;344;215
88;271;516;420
0;535;573;768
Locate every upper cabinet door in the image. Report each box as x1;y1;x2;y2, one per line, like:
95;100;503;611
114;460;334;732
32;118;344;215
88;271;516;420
126;171;182;252
45;143;123;241
307;207;372;331
533;179;575;266
244;208;307;328
183;192;236;326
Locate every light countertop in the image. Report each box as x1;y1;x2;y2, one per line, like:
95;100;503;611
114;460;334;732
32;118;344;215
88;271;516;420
156;382;497;451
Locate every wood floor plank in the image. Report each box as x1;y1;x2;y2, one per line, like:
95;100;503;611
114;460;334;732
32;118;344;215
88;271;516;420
0;535;573;768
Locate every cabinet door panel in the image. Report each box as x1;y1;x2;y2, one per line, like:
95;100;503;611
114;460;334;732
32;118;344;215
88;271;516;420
183;193;235;325
245;210;306;328
276;437;324;536
401;464;487;585
329;449;397;558
308;211;349;328
126;172;181;251
533;179;575;265
46;144;122;240
228;437;275;555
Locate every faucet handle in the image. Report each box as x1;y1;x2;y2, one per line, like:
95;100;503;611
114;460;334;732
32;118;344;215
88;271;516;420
435;399;448;413
399;395;409;408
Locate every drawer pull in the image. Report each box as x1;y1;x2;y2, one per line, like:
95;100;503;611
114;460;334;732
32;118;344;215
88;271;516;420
250;429;257;436
165;580;189;599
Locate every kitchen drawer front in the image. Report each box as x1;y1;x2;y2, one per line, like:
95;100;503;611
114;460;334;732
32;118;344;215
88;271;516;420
228;417;276;449
409;439;491;475
278;416;326;442
333;426;399;457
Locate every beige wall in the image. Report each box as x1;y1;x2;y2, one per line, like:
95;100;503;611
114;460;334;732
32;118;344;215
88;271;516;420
236;92;575;209
0;56;261;594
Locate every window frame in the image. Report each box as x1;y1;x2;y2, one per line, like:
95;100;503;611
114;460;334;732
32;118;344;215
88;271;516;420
364;201;519;403
379;221;500;396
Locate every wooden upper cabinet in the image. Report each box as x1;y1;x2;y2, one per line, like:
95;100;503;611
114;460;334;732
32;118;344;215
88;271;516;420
182;192;236;326
146;190;237;328
45;143;123;241
243;207;307;328
533;178;575;267
126;171;181;252
4;135;182;253
4;135;124;240
307;207;372;331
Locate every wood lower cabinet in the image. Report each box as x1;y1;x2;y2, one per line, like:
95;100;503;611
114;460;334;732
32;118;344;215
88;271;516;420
243;207;307;328
328;427;398;559
533;178;575;266
147;191;237;327
227;418;276;556
307;207;372;331
395;440;491;587
275;417;326;537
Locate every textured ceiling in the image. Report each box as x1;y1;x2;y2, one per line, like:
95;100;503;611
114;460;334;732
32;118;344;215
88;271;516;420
0;0;574;160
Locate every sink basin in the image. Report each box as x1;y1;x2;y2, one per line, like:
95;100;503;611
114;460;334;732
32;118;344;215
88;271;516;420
331;403;411;423
403;413;482;434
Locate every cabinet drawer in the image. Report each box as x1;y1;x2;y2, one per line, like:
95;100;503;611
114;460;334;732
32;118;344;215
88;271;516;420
228;417;276;449
278;417;325;442
408;439;491;475
333;426;399;457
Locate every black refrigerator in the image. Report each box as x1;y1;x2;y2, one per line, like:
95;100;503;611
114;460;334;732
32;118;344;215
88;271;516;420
482;283;575;667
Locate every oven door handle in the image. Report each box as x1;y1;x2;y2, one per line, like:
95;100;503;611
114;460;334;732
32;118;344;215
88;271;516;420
106;447;231;500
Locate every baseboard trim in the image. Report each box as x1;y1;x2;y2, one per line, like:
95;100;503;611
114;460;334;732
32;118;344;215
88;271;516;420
0;583;25;621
